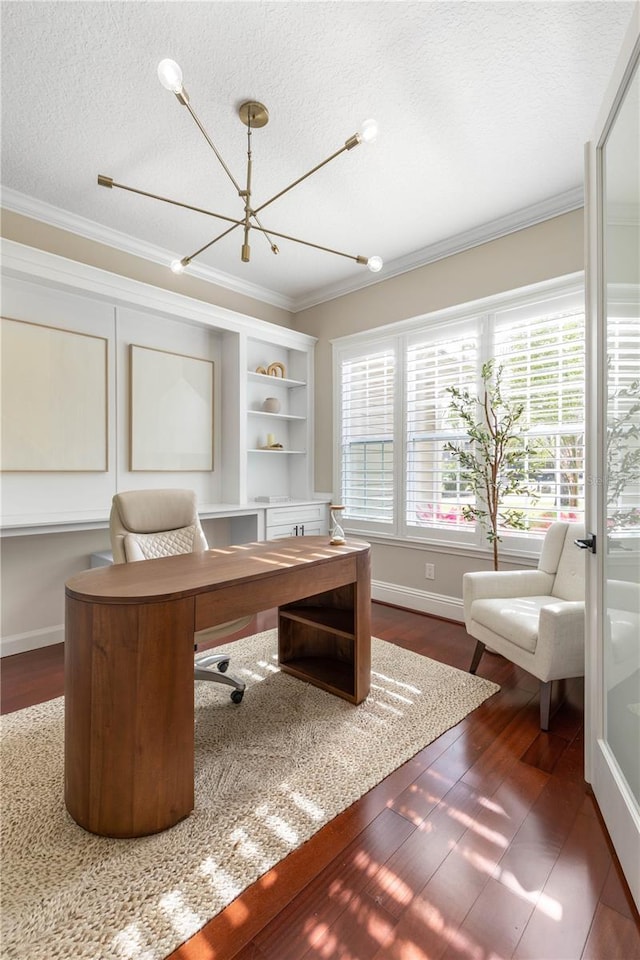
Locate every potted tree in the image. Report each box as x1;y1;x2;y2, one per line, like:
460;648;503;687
445;360;535;570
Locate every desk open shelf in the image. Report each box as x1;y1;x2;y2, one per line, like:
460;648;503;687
278;580;368;704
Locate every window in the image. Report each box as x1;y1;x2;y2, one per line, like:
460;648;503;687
333;277;585;553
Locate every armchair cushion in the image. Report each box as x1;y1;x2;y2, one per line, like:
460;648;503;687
463;569;554;623
470;596;563;652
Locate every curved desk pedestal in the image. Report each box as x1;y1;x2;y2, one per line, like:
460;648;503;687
64;537;371;838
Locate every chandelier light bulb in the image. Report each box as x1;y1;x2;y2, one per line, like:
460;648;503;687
170;258;185;274
367;255;383;273
358;119;378;144
157;59;184;94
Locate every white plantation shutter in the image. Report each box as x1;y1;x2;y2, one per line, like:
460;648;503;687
339;346;395;524
405;323;478;533
494;293;585;533
333;278;585;548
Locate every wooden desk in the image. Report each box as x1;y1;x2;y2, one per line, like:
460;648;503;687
64;537;371;838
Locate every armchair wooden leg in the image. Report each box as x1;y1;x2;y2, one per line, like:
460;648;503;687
469;640;486;675
540;680;553;731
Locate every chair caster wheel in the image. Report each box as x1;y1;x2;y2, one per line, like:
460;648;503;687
230;690;244;704
217;659;229;673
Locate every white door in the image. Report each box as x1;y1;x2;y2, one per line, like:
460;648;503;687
585;10;640;911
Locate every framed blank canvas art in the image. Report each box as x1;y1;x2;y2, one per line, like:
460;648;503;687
1;317;108;472
129;344;214;471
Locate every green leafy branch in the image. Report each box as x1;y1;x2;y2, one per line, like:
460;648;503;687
445;360;537;569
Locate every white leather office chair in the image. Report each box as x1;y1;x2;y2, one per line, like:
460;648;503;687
464;521;586;730
110;488;250;703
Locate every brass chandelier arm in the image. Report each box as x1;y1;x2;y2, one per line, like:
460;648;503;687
183;222;242;265
97;176;244;227
251;222;367;263
252;144;351;216
183;101;244;195
100;174;370;268
251;212;279;254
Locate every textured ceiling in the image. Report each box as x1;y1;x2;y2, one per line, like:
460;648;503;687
0;1;635;310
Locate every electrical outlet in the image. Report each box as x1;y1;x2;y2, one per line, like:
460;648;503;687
425;563;435;580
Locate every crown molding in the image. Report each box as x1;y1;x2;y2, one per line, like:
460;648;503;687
293;186;585;313
0;186;295;312
0;237;317;351
2;184;584;315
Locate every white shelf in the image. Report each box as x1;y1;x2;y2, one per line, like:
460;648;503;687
248;410;306;421
247;371;306;388
249;448;306;455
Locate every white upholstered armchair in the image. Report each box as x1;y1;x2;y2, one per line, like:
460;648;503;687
110;488;250;703
464;521;586;730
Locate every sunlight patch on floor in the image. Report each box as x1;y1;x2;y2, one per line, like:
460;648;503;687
159;890;204;939
283;784;326;820
446;805;508;848
460;845;501;878
370;681;415;705
369;860;414;906
256;659;279;672
371;700;406;718
255;803;299;844
371;671;423;695
409;896;486;959
199;856;244;901
229;826;276;873
477;795;506;815
111;923;155;959
496;866;563;919
239;667;272;683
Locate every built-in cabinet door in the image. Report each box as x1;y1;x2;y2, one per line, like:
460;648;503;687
586;10;640;911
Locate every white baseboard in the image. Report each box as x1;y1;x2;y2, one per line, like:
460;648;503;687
1;624;64;658
372;580;464;622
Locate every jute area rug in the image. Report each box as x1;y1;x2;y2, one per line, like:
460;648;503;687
1;629;498;960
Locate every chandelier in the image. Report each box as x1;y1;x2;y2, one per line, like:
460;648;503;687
98;59;383;277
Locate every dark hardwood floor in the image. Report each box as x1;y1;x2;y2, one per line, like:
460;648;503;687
2;604;639;960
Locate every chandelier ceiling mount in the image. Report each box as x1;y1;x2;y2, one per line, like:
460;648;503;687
98;60;383;278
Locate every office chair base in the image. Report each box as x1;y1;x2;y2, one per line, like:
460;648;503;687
194;660;246;703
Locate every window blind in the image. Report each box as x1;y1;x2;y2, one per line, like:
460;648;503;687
339;347;395;523
494;302;585;532
405;326;478;532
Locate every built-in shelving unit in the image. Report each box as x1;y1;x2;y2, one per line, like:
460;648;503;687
245;337;313;502
1;240;320;530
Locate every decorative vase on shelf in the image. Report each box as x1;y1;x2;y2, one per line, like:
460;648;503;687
262;397;281;413
267;361;286;378
329;505;346;544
